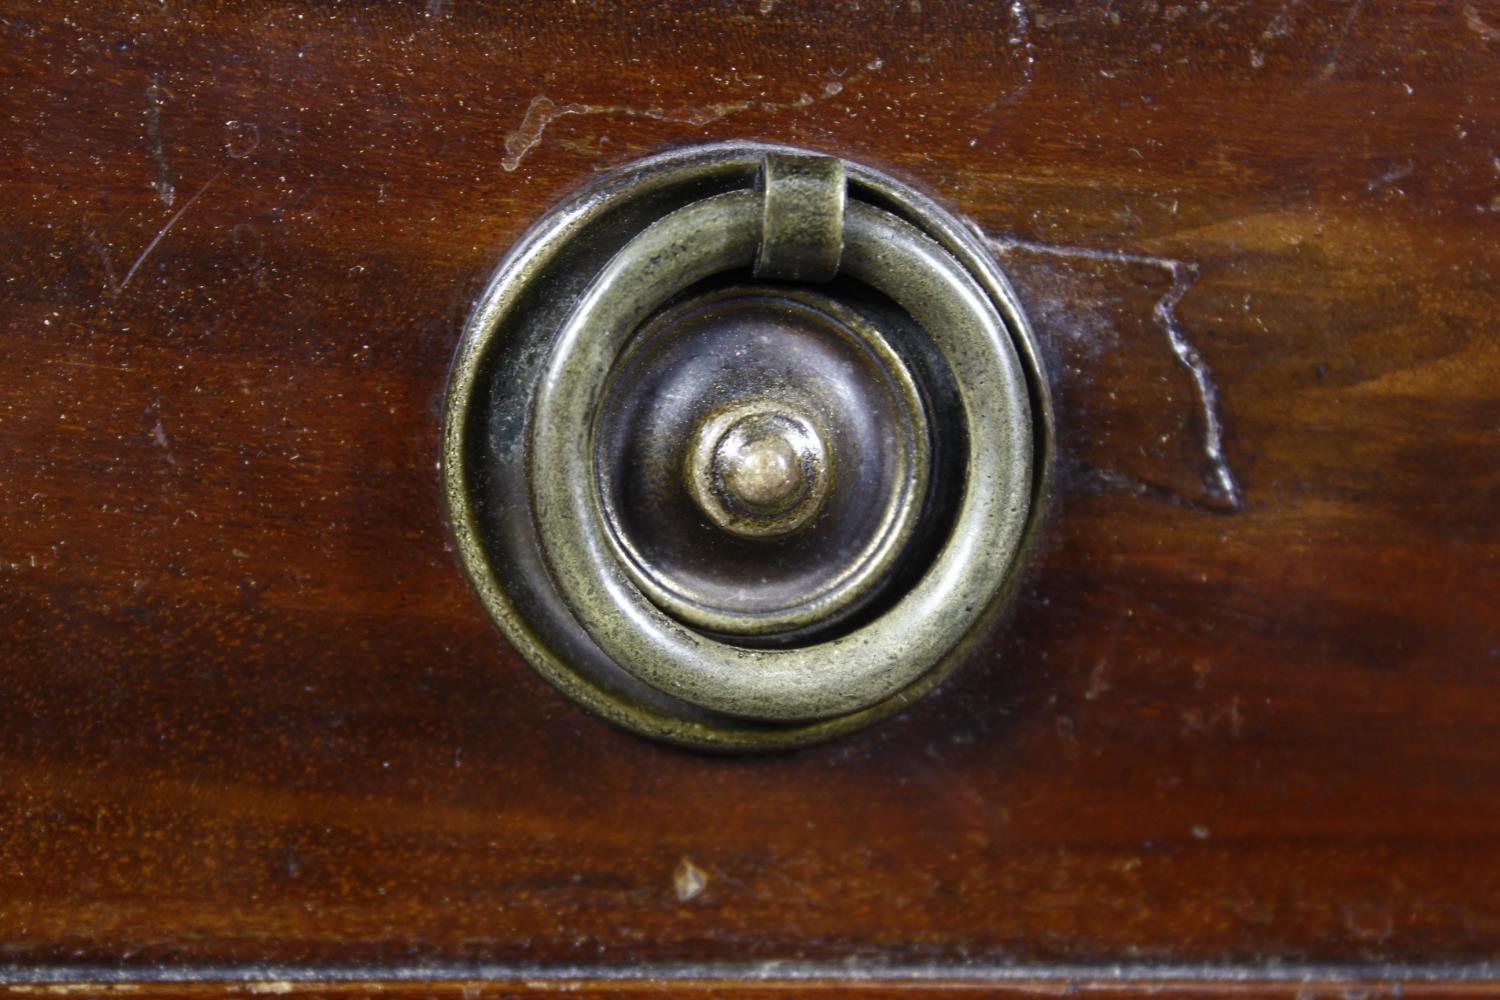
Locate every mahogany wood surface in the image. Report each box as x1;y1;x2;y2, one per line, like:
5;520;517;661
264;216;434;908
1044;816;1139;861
2;0;1498;991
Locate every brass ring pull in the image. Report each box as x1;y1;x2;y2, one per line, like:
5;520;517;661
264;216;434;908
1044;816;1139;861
443;144;1050;749
531;188;1030;720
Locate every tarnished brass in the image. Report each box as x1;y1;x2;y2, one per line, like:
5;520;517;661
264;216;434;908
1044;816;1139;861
753;152;845;281
443;144;1051;750
684;401;833;541
597;285;930;642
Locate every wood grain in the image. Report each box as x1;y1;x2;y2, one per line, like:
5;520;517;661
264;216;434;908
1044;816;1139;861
1;0;1497;988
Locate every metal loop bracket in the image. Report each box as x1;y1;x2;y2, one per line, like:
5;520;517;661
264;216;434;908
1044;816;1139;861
753;151;845;282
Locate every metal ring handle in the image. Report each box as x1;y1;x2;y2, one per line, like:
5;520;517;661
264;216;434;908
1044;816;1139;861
529;190;1033;721
443;142;1051;749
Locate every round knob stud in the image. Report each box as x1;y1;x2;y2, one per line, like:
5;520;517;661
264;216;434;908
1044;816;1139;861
443;144;1050;750
686;404;831;540
714;417;811;512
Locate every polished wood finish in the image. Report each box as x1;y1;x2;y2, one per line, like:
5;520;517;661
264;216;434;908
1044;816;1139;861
2;0;1497;990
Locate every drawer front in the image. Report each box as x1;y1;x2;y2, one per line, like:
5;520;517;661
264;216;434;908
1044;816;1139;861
1;1;1497;995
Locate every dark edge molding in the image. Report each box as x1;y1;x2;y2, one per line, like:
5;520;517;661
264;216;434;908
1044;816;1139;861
1;961;1497;987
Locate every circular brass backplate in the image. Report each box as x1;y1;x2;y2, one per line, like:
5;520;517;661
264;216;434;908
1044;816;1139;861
443;143;1051;751
595;286;929;641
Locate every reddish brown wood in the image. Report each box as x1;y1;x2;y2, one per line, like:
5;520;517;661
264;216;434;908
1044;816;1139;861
1;0;1498;990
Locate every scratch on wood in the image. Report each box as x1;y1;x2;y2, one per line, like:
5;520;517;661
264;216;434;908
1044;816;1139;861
501;97;749;172
224;120;260;159
1262;0;1300;41
1319;0;1365;78
150;415;176;466
120;168;225;291
1084;659;1111;701
1367;159;1415;192
988;233;1244;512
500;58;884;172
1004;0;1037;104
1465;4;1500;41
87;231;120;296
146;73;175;208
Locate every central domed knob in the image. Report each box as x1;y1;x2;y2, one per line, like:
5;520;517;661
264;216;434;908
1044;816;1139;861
722;430;803;510
686;404;831;539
